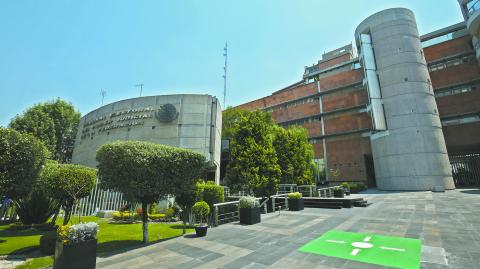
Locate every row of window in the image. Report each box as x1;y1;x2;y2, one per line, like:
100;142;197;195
428;55;474;72
264;97;319;113
421;28;468;48
442;114;480;126
305;61;361;81
280;117;320;128
435;84;477;98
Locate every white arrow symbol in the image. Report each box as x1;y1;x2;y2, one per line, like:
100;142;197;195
380;246;405;252
326;240;345;244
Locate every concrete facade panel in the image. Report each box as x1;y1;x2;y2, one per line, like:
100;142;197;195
72;94;222;183
356;8;455;190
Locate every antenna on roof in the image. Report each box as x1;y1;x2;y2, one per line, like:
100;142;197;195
222;42;228;108
135;83;144;97
100;89;107;105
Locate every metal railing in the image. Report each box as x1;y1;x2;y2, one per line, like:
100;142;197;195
212;197;262;227
71;184;128;216
317;187;337;198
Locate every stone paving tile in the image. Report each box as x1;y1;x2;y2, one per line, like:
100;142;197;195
96;189;480;268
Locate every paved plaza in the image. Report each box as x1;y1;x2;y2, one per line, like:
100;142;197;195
96;189;480;269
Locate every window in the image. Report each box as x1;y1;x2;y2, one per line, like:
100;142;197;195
422;28;468;48
442;114;480;126
435;84;477;98
428;55;474;72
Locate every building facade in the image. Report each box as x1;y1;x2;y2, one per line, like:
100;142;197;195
72;94;222;183
236;7;480;190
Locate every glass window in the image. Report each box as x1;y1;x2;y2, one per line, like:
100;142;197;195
422;28;468;48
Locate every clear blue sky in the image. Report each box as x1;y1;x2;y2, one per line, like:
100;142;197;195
0;0;464;126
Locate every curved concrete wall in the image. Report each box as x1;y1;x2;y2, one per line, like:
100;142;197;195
71;94;222;183
355;8;455;190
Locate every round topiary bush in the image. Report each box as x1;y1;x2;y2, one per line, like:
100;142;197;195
239;196;259;209
287;192;302;199
192;201;210;224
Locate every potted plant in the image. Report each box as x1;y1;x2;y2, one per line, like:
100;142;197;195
288;192;304;211
341;182;350;196
239;196;260;225
54;222;98;269
192;201;210;237
333;186;345;198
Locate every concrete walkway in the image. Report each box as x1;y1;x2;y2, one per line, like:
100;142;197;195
96;189;480;268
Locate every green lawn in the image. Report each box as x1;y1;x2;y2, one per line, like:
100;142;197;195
0;217;194;269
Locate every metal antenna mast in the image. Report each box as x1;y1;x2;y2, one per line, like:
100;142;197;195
222;42;228;108
100;89;107;105
135;83;144;97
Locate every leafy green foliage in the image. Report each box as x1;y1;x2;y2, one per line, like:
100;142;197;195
15;188;58;225
221;107;250;139
196;181;224;210
349;182;367;193
341;182;350;190
238;196;259;209
96;141;206;242
273;126;315;185
39;162;97;225
225;110;281;197
192;201;210;224
0;127;49;199
287;192;302;199
9;99;80;163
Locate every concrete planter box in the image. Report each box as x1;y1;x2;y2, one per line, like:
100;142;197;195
333;189;345;198
239;207;261;225
96;210;116;218
195;225;208;237
54;239;97;269
288;198;304;211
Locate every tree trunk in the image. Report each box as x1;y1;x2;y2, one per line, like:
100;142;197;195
141;201;149;244
50;206;61;227
182;209;186;235
62;200;74;225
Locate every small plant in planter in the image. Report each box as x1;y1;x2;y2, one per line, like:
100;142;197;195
287;192;304;211
333;186;345;198
192;201;210;237
341;182;350;195
54;222;98;269
239;196;261;225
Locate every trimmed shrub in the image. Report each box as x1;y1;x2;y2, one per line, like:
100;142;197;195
196;181;224;209
162;208;175;220
192;201;210;224
287;192;302;199
341;182;350;190
112;211;137;221
148;213;166;221
239;196;258;209
350;182;367;193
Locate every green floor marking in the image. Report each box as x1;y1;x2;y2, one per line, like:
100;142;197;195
299;230;421;269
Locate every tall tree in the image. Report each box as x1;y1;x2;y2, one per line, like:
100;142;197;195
273;126;315;185
221;107;250;139
10;99;80;163
225;110;281;197
96;141;205;243
0;128;52;225
0;128;49;200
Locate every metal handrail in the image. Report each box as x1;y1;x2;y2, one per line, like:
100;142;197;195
212;198;262;227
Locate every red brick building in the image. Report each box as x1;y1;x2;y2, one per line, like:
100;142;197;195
235;11;480;187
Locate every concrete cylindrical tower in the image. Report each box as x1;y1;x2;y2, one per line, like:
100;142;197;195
355;8;455;191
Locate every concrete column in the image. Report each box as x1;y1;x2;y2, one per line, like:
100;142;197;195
355;8;455;191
